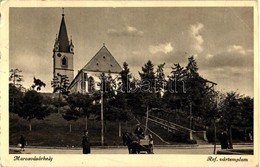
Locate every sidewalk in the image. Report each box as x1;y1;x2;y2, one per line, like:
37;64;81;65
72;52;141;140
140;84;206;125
10;143;253;151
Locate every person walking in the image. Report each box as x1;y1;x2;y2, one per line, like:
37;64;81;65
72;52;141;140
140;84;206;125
82;130;91;154
148;134;154;154
19;135;26;152
219;131;229;149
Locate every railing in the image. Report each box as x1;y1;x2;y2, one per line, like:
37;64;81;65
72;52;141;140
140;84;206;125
148;115;209;141
149;115;195;133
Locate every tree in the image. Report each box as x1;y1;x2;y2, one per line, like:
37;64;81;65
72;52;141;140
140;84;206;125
9;84;23;114
184;56;217;128
9;69;23;88
118;62;131;93
162;57;217;130
218;91;242;149
163;63;187;111
9;69;24;114
155;63;166;97
61;105;81;133
31;77;46;91
109;93;134;136
66;93;93;130
238;96;253;128
138;60;159;132
51;73;70;112
117;62;135;133
19;90;50;131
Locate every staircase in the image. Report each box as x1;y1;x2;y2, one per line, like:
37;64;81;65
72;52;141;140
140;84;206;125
148;115;208;144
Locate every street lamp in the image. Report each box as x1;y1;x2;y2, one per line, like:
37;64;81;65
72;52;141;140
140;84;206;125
101;90;104;146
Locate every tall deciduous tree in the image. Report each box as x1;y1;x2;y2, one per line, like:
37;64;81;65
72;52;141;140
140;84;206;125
61;105;80;133
19;90;49;131
118;62;131;93
66;93;93;130
9;69;24;114
9;69;23;89
218;91;242;149
51;73;70;113
9;84;23;114
238;96;253;128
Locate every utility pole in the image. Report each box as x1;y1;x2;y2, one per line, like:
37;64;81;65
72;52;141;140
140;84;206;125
101;90;104;146
213;95;219;154
189;102;192;130
145;105;149;133
213;118;217;154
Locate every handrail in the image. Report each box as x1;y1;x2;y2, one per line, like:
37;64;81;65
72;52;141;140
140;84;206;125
149;115;196;132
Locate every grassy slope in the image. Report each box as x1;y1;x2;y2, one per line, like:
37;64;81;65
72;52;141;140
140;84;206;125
9;113;169;147
10;113;127;147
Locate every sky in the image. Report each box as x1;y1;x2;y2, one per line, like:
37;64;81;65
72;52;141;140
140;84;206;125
9;7;254;97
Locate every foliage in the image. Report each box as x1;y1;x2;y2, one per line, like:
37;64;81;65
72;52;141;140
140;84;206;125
51;73;70;95
238;96;253;128
218;91;242;128
9;68;24;89
61;105;80;122
9;84;23;114
216;91;254;148
138;60;159;109
31;77;46;91
18;90;50;131
163;63;187;110
9;69;24;113
118;62;131;93
155;62;166;97
51;73;70;113
66;93;93;118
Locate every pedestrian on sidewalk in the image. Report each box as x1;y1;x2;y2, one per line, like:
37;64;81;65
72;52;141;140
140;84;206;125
219;131;228;149
82;130;91;154
19;135;26;152
148;134;154;154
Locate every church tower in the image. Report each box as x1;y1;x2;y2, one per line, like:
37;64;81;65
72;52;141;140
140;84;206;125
53;11;74;85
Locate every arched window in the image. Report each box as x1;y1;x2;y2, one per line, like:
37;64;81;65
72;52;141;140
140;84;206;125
61;56;67;66
88;76;95;93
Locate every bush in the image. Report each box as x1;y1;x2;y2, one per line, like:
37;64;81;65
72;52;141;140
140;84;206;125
187;139;197;144
168;131;189;143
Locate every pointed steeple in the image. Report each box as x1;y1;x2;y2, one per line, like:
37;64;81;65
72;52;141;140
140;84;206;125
57;9;70;52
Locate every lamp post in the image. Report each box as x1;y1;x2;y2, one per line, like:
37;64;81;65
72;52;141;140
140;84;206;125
213;94;219;154
213;117;217;154
189;102;192;130
101;90;104;146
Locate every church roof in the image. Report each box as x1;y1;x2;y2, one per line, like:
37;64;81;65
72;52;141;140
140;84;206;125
57;14;70;52
82;44;122;73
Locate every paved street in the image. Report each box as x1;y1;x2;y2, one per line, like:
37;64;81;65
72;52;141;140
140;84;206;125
10;144;253;154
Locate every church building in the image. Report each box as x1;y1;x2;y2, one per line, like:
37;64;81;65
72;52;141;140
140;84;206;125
53;12;122;94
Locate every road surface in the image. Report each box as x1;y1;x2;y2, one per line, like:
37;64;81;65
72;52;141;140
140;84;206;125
10;144;253;154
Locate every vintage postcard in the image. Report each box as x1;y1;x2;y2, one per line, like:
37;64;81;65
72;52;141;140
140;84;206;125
0;0;258;167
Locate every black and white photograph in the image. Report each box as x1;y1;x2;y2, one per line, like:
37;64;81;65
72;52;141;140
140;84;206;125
0;1;258;167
